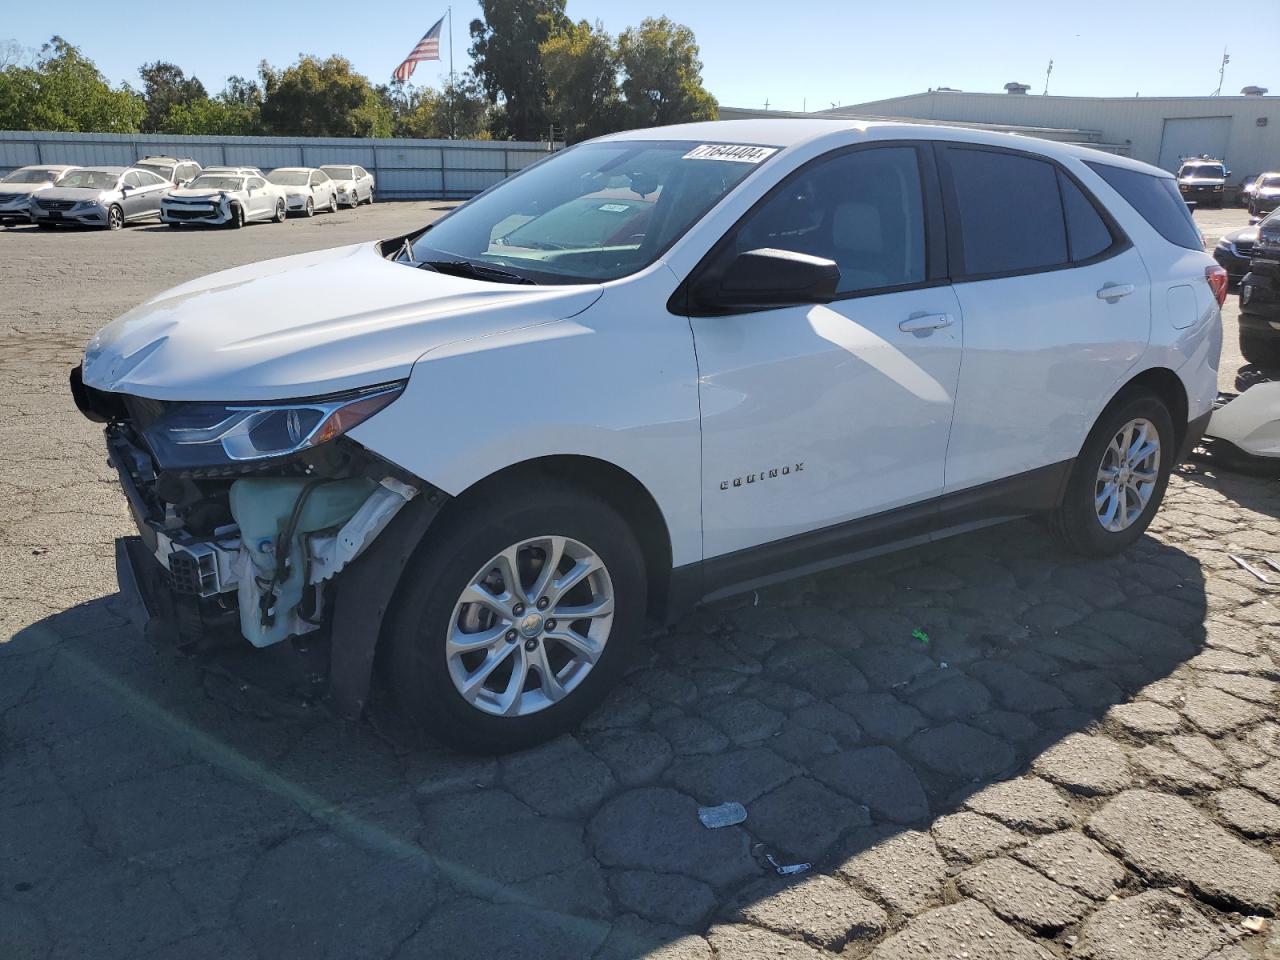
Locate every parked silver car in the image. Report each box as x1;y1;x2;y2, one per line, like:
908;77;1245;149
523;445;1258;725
320;164;376;207
0;164;80;224
30;167;171;230
134;156;203;187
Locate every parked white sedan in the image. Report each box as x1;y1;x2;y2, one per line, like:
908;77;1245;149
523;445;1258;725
161;172;287;228
267;167;338;217
320;164;375;207
0;164;80;224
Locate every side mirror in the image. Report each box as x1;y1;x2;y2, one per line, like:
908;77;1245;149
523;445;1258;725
120;184;131;194
695;248;840;310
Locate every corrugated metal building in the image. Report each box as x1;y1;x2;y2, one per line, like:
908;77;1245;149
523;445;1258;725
722;87;1280;185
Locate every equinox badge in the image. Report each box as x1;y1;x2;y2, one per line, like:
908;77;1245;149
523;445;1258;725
720;463;804;491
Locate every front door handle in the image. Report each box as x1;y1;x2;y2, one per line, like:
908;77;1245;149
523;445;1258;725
1097;282;1136;302
899;312;954;333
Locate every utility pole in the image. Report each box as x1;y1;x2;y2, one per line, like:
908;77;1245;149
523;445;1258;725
1043;58;1053;95
764;98;770;111
1213;47;1229;96
447;5;455;139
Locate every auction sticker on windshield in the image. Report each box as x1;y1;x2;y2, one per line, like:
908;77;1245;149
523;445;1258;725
683;144;778;163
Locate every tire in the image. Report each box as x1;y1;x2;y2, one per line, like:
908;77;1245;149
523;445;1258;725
385;479;647;753
273;199;286;223
303;198;314;218
228;203;244;229
168;222;181;229
328;193;338;213
1049;392;1175;556
366;189;374;205
36;222;55;230
106;205;124;231
1241;329;1280;367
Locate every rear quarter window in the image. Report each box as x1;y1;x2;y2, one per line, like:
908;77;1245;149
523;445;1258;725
1086;162;1202;251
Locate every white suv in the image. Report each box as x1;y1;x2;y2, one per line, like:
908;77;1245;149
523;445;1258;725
73;120;1224;752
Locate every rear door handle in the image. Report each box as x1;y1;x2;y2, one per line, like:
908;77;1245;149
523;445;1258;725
899;312;954;333
1097;282;1136;302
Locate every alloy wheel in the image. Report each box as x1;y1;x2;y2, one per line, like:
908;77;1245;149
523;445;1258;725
446;535;615;718
107;206;123;230
1094;417;1161;533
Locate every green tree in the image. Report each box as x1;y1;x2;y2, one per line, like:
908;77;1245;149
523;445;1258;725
617;17;717;129
162;96;260;136
392;75;491;140
138;60;206;132
541;20;619;142
259;55;392;137
0;36;143;132
468;0;569;140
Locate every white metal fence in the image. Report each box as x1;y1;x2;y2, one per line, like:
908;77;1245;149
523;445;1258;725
0;131;561;199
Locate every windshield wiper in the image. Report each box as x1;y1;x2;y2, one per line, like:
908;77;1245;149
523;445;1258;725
418;259;536;285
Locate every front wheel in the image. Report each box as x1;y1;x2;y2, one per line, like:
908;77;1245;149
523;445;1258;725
385;482;646;753
106;205;124;231
228;203;244;229
303;198;314;218
1049;392;1175;556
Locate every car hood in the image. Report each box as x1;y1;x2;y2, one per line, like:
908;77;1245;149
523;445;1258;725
38;186;115;202
1224;226;1260;245
0;182;54;196
81;242;603;402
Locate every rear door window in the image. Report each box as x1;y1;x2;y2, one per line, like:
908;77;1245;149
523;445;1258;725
1085;162;1202;251
943;147;1068;276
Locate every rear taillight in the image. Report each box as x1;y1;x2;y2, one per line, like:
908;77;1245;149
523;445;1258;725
1206;264;1228;306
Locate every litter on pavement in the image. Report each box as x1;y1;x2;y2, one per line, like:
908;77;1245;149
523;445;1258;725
698;802;748;829
766;854;812;876
1230;554;1277;584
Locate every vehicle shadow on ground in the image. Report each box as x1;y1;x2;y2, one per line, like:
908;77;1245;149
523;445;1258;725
1236;363;1280;392
1;521;1210;959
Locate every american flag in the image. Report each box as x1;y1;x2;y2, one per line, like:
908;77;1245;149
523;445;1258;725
393;16;444;84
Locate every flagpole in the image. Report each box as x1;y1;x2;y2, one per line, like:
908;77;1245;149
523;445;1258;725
448;6;455;140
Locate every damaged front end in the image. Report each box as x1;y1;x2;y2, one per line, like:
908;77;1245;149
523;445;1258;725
72;366;446;714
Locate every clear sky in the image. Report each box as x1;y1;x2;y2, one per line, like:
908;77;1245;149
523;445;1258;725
4;0;1273;111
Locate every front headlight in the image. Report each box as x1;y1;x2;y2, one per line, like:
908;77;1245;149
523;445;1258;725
140;382;405;470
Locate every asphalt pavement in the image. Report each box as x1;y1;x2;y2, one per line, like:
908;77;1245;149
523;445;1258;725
2;202;1279;960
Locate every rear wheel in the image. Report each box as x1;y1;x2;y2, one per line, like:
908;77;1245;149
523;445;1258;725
106;205;124;231
1241;329;1280;368
385;481;646;753
1050;392;1175;556
273;199;286;223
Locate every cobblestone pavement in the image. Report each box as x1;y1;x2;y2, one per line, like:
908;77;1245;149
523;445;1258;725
3;205;1280;960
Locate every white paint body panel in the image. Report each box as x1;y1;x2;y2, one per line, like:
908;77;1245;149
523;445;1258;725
944;246;1151;492
693;289;963;558
1208;382;1280;458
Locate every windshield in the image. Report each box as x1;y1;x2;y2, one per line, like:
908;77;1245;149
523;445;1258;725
269;171;311;187
1182;164;1224;179
187;175;244;191
57;170;120;190
321;166;355;180
1261;175;1280;189
405;140;775;283
3;168;59;184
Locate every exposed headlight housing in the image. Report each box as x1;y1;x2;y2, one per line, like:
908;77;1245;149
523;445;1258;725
139;382;405;470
